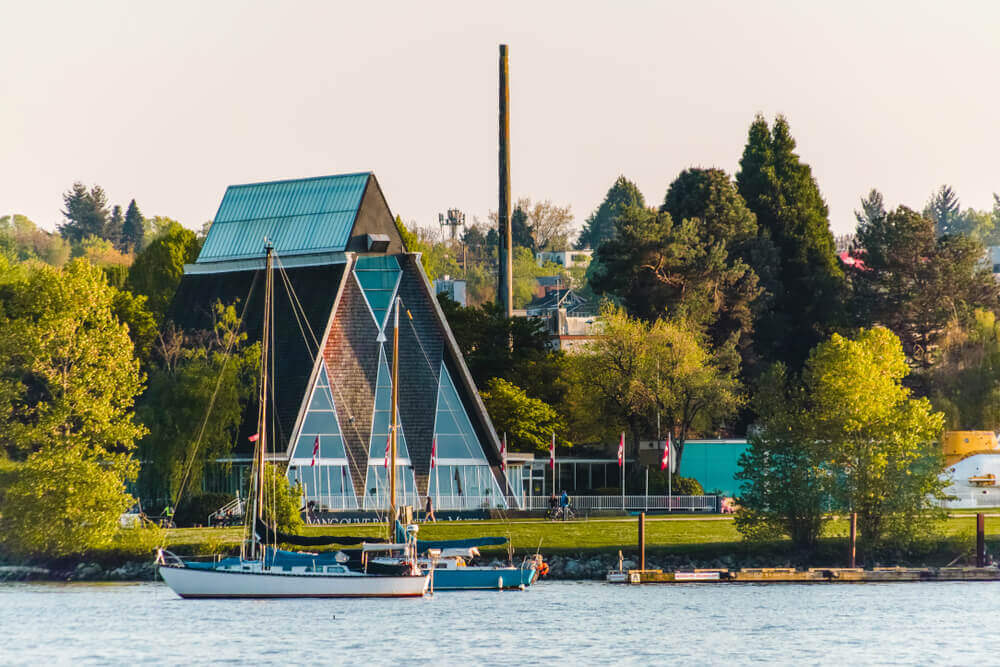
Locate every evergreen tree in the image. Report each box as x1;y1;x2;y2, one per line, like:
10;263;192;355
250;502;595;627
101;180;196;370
855;188;886;228
924;185;962;237
107;205;123;250
736;114;845;370
510;205;535;250
59;182;110;244
576;176;645;250
121;199;145;252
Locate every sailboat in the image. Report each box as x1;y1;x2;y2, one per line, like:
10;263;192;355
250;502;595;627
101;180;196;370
156;244;430;599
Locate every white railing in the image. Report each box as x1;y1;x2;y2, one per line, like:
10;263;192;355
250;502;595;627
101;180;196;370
519;495;718;513
429;495;509;511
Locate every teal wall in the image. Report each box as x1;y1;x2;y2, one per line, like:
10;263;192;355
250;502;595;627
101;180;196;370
677;440;748;497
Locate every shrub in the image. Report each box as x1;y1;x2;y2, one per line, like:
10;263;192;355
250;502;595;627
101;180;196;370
174;492;235;527
0;450;133;559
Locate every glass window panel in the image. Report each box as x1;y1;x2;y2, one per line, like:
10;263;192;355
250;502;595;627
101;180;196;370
366;346;411;459
302;411;338;434
431;366;487;463
309;390;334;412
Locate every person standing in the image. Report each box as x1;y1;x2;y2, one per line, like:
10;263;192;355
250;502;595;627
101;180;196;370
560;490;569;521
425;495;436;523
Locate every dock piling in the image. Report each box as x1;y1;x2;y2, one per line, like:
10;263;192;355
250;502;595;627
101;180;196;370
977;513;986;567
639;512;646;571
849;512;857;568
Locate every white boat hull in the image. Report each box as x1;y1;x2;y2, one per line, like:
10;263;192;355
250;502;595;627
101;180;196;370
159;565;430;599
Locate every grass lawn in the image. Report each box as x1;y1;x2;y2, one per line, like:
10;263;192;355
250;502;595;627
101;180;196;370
164;513;1000;565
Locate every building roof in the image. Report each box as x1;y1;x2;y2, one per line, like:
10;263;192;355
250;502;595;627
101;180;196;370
197;173;372;263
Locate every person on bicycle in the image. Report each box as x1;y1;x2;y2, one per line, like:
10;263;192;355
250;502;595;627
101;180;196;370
560;490;569;520
548;492;558;518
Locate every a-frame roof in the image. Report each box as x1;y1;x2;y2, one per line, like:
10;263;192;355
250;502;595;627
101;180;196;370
197;172;402;263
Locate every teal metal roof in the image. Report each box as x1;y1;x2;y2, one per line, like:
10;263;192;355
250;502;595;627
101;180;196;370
197;172;370;263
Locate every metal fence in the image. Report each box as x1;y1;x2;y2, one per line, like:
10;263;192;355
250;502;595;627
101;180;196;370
518;495;718;513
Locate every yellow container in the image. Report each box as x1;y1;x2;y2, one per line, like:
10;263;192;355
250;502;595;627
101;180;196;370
943;431;1000;466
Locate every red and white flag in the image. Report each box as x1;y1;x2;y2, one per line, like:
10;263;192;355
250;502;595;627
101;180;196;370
430;436;438;470
248;433;259;443
383;434;390;469
660;432;671;472
500;433;507;472
311;435;320;467
549;432;555;470
617;432;625;467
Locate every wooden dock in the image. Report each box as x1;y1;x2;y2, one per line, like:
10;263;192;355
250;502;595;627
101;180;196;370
621;566;1000;584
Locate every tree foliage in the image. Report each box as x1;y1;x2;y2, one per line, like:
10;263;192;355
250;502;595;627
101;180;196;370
261;463;303;532
121;199;145;253
930;309;1000;430
0;214;70;266
136;304;259;504
59;182;110;245
591;168;765;357
126;222;200;322
480;378;567;452
0;259;147;476
737;328;947;557
572;304;742;465
576;176;645;250
924;185;962;237
0;449;135;559
736;114;845;370
851;205;999;369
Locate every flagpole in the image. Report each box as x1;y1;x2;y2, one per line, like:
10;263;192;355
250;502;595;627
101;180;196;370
621;432;625;513
667;432;672;513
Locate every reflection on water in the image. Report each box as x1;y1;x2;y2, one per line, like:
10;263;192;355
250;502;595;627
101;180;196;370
1;579;998;665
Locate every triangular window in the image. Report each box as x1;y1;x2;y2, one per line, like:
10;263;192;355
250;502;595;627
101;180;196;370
432;365;488;462
354;255;401;332
291;365;349;461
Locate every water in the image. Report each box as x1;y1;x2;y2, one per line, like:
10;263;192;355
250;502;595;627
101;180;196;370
1;580;997;665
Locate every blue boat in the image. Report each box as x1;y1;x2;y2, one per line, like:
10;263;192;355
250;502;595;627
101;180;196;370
386;522;545;591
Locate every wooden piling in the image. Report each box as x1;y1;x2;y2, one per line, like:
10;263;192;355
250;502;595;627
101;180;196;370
977;512;986;568
639;512;646;571
849;512;857;568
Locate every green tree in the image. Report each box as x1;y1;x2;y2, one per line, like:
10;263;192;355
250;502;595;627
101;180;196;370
0;259;147;476
591;168;764;355
260;463;303;532
121;199;144;253
438;296;567;408
136;305;259;504
572;304;741;465
930;309;1000;430
112;289;158;363
480;377;567;452
107;205;124;251
851;205;998;369
0;214;70;266
924;185;962;237
855;189;886;228
0;449;134;558
735;363;830;548
59;182;110;245
125;222;200;322
806;327;947;556
736;114;845;370
576;176;646;250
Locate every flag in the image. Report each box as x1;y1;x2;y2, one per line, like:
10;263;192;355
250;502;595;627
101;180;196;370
384;434;390;469
500;433;507;472
311;435;320;467
248;433;259;443
430;436;437;470
617;432;624;467
549;432;555;470
660;433;671;472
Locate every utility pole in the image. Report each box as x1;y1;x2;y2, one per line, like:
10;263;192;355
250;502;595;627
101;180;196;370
497;43;513;318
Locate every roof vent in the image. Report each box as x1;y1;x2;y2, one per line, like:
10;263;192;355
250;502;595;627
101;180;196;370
365;233;390;253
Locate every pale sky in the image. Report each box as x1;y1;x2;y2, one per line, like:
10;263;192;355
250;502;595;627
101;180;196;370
2;1;998;239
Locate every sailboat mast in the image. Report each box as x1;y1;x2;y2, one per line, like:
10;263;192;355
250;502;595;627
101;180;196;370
254;243;273;558
389;296;400;525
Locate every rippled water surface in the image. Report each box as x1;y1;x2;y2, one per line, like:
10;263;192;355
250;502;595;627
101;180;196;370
1;579;998;665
